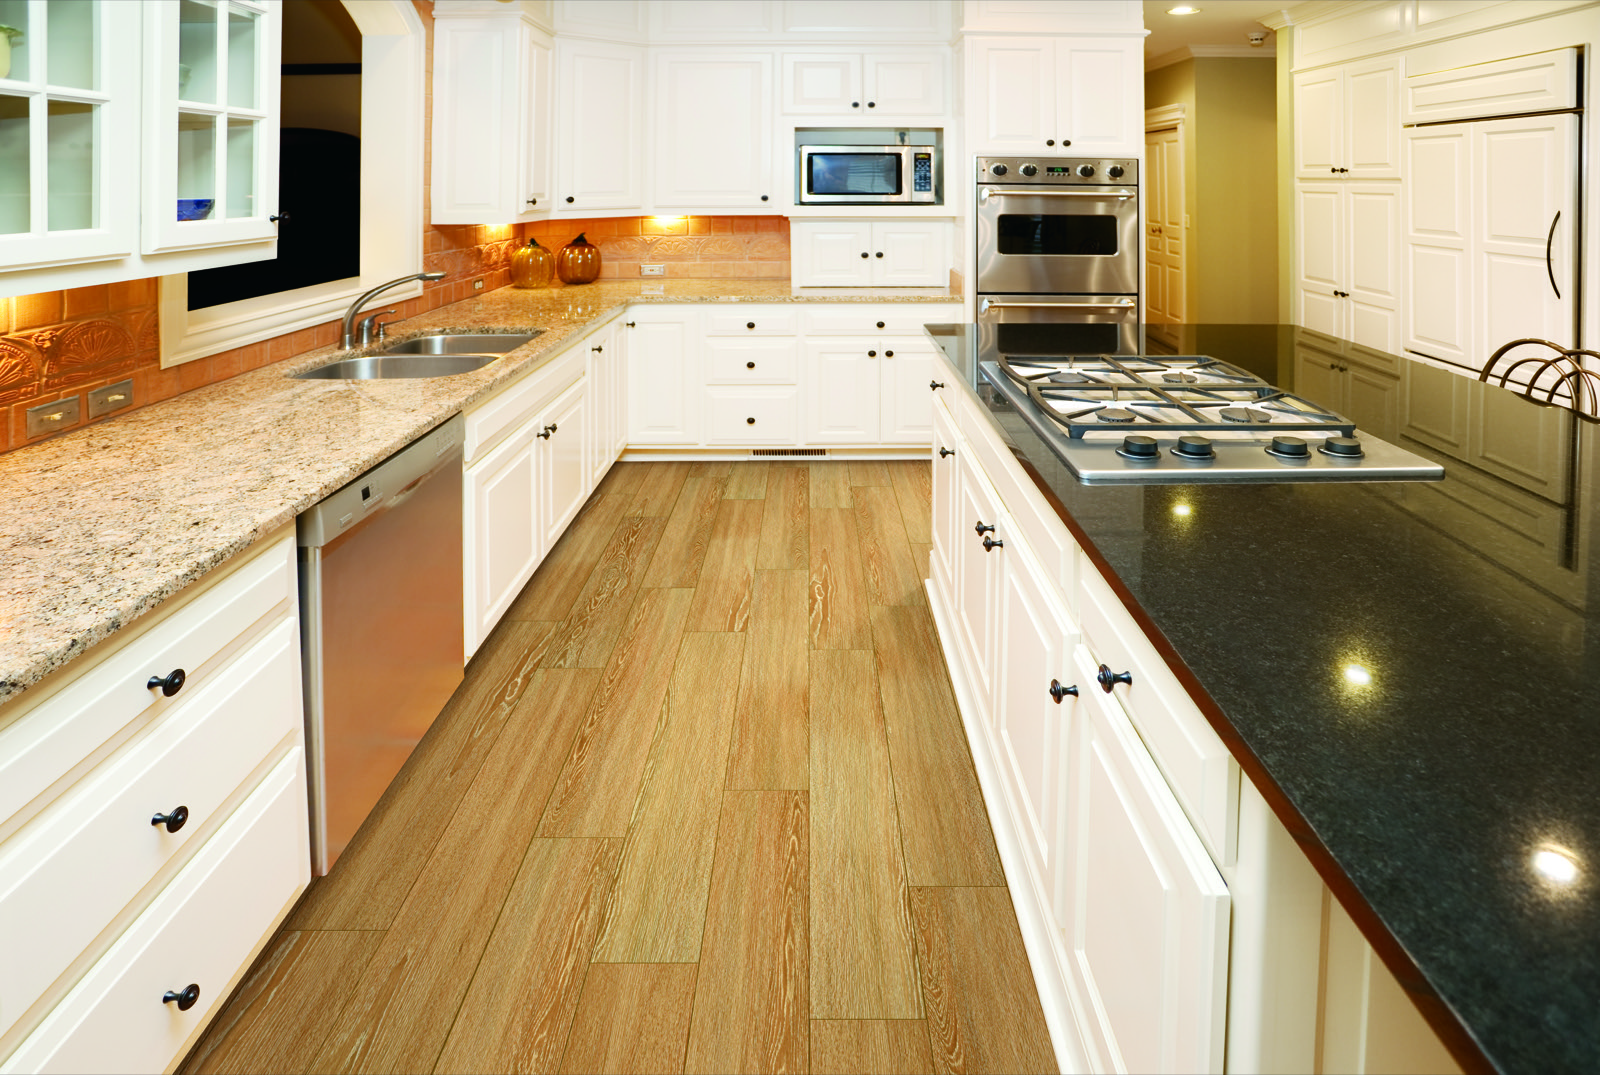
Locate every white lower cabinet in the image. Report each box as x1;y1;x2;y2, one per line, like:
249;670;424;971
952;446;1005;720
537;378;589;553
465;417;541;655
928;395;961;607
626;306;702;445
801;318;955;446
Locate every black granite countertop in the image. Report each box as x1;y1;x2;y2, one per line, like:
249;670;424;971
930;322;1598;1075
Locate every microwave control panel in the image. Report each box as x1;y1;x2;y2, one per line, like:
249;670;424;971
913;152;933;193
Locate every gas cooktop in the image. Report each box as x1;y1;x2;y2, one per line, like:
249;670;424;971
980;353;1445;484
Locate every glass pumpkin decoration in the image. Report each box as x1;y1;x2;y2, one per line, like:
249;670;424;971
510;238;554;289
556;232;602;285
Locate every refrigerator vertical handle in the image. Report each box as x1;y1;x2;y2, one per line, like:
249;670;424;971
1546;210;1561;300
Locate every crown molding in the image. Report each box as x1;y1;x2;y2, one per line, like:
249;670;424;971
1147;43;1276;70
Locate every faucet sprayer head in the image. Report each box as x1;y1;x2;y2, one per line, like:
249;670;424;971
421;271;447;281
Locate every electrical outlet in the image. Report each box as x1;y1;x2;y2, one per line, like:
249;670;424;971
473;278;484;291
88;379;134;420
26;397;80;438
641;264;666;277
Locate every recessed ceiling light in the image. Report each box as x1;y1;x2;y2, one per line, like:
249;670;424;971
1167;5;1202;14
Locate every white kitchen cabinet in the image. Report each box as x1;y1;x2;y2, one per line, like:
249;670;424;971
625;305;701;444
1295;342;1400;440
584;317;624;489
143;0;282;253
555;38;643;211
652;51;774;210
1295;181;1402;354
464;418;540;655
802;334;942;445
1294;59;1400;179
430;8;553;224
929;393;960;608
780;49;948;115
952;447;1006;723
878;335;939;443
966;35;1143;156
791;220;950;288
536;377;588;554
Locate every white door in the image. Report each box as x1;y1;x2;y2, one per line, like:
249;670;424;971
929;397;960;607
1403;126;1472;366
878;339;935;444
872;221;947;287
967;36;1054;154
652;53;773;210
1294;70;1342;178
1344;59;1401;178
1144;125;1185;323
862;51;947;115
538;379;589;556
465;424;539;655
1064;647;1230;1075
792;221;873;286
627;308;700;444
803;339;880;443
521;30;553;213
953;450;1005;721
1295;184;1344;338
1346;183;1401;353
583;321;617;488
557;40;643;210
781;53;861;113
1054;37;1142;155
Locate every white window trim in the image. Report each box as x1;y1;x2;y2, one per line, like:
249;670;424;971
160;0;426;367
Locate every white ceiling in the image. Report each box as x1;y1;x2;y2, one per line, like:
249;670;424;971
1141;0;1286;68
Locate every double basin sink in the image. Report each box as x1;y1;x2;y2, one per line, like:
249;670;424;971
294;332;541;380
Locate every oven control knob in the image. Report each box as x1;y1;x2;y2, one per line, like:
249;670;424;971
1108;165;1125;178
1319;435;1365;458
1020;163;1038;176
1117;435;1160;460
1077;164;1096;177
1267;435;1311;459
990;163;1008;176
1173;434;1215;459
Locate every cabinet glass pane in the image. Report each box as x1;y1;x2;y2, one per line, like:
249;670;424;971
46;0;95;90
178;0;218;104
177;111;215;220
226;6;256;109
0;93;27;233
225;116;254;217
0;0;29;83
46;98;92;229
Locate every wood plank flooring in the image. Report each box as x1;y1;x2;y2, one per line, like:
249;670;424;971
183;460;1056;1075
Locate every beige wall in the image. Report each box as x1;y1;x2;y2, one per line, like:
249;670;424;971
1276;29;1295;321
1145;56;1279;323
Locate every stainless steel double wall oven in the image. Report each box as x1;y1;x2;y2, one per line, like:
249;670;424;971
975;156;1140;354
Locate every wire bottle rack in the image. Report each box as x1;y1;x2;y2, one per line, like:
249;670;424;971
1480;338;1600;422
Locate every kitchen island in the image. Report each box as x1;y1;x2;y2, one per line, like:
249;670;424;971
929;321;1598;1075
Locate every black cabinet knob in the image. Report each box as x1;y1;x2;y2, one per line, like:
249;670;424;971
147;669;186;697
1046;139;1055;146
974;521;995;535
876;321;885;328
761;195;769;201
1061;139;1071;147
1097;664;1133;692
1049;679;1079;703
884;350;894;358
625;321;636;328
538;423;556;439
1331;167;1338;174
527;197;537;205
939;447;954;458
868;350;877;358
930;380;945;390
867;101;876;108
565;196;574;203
747;321;755;329
746;361;755;369
151;805;190;833
875;251;884;258
982;536;1004;552
270;212;289;223
860;252;869;259
163;983;201;1011
852;101;860;108
591;345;603;352
747;417;756;425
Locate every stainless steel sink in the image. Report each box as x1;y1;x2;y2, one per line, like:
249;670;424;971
381;332;539;355
293;354;502;380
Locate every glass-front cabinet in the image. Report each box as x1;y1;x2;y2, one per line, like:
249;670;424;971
0;0;139;269
143;0;280;252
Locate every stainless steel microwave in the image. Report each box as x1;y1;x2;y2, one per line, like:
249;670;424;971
797;145;937;204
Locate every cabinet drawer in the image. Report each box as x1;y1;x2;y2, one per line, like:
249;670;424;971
0;619;301;1042
1;749;310;1075
1078;566;1239;867
802;307;959;336
464;343;586;464
704;308;797;336
703;387;799;444
0;536;296;833
704;338;799;383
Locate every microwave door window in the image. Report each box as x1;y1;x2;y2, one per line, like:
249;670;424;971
810;153;902;196
997;214;1120;256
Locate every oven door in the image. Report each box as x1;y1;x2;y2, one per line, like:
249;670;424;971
976;185;1139;295
978;295;1139;358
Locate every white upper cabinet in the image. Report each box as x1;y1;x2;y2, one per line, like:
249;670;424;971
963;0;1143;33
556;38;643;211
1293;58;1400;179
431;10;554;224
652;52;774;210
967;35;1143;156
791;220;950;288
781;1;952;40
143;0;282;253
781;50;948;115
554;0;646;41
1403;47;1577;124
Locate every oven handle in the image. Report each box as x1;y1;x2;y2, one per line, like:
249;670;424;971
981;299;1137;311
979;187;1136;202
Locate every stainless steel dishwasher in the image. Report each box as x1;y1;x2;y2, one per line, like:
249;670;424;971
298;414;464;875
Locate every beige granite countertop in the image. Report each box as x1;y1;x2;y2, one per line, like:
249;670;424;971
0;279;962;703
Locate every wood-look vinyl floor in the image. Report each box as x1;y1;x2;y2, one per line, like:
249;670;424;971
183;461;1057;1075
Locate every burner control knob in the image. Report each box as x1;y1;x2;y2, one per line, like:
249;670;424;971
1267;435;1311;459
1077;164;1096;177
1319;436;1365;458
1117;435;1160;460
1020;163;1038;176
1173;434;1215;459
990;163;1008;176
1108;165;1125;178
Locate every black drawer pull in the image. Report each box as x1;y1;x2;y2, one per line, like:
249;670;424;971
151;805;190;833
1049;679;1078;703
747;361;755;369
538;423;556;439
147;669;186;697
163;983;201;1011
939;447;954;458
565;196;574;203
974;521;995;535
747;417;756;425
591;345;603;353
1097;664;1133;692
876;321;885;328
930;380;945;391
747;321;755;329
982;536;1003;552
625;321;635;328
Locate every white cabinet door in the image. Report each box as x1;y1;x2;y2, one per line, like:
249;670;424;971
537;379;588;557
967;36;1054;154
1295;184;1344;339
1344;59;1400;178
879;338;936;444
1064;647;1230;1075
627;307;701;444
791;221;873;286
863;51;948;115
652;52;774;210
464;422;539;655
1346;183;1400;353
929;396;960;607
1053;36;1142;155
583;321;619;489
953;449;1005;721
872;222;947;286
995;536;1076;918
1403;125;1472;365
803;338;881;443
521;29;553;213
1294;69;1342;178
781;53;861;113
557;39;643;210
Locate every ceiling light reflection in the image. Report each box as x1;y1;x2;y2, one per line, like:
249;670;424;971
1343;664;1372;686
1533;846;1580;885
1172;503;1192;517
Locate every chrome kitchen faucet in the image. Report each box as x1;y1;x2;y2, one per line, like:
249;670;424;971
341;271;448;349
